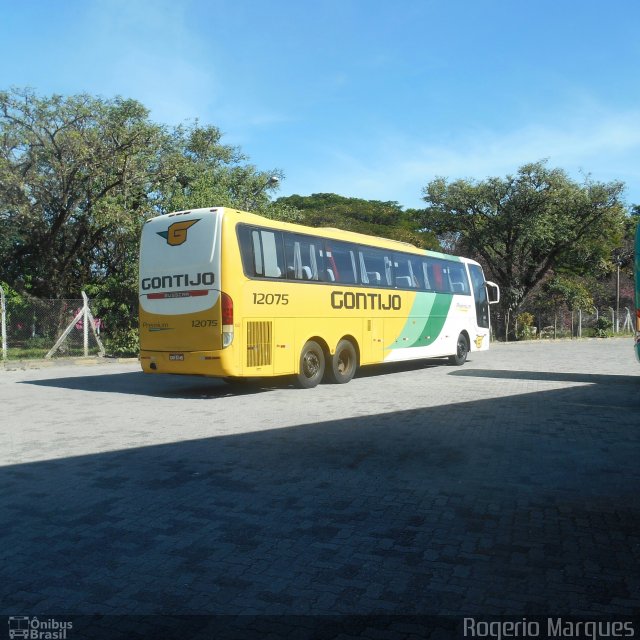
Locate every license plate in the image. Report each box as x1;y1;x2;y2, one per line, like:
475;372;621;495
169;353;184;361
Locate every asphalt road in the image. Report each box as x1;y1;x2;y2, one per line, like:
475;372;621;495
1;339;639;637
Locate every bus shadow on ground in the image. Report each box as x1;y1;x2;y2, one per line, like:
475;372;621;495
2;378;639;626
356;358;448;379
21;358;455;398
20;371;280;399
449;368;640;387
450;368;640;410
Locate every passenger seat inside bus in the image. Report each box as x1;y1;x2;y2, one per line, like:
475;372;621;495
395;275;413;288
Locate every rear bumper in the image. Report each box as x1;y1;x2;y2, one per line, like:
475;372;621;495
140;349;237;377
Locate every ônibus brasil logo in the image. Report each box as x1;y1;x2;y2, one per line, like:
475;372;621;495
157;219;200;246
8;616;73;639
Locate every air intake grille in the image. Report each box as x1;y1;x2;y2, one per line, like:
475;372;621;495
246;321;272;367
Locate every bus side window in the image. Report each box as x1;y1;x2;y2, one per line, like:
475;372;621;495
237;225;284;278
422;257;471;294
447;263;471;295
326;241;357;284
422;260;431;291
237;225;260;277
393;253;423;289
425;257;457;293
358;247;392;287
284;233;324;281
261;230;285;278
431;260;446;292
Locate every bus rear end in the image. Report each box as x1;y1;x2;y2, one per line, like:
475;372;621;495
139;208;232;376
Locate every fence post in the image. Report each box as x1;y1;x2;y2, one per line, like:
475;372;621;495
83;293;89;357
0;284;6;360
82;292;106;357
571;310;574;339
578;309;582;338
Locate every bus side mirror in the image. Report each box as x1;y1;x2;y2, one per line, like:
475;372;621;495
486;281;500;304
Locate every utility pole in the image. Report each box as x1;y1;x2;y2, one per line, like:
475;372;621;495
616;259;621;333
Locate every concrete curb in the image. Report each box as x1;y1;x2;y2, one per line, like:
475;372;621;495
495;335;633;345
0;356;139;371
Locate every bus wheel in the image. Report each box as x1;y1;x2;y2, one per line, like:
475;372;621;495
295;341;325;388
326;339;358;384
449;333;469;366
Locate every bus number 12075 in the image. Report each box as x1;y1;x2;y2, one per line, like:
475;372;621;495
253;293;289;305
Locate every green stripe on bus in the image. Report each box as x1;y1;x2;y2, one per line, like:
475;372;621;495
388;292;453;349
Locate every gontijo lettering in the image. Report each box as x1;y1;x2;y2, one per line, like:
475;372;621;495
141;272;215;290
331;290;401;310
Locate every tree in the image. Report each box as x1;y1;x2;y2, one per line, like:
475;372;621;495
156;122;283;215
0;89;165;297
419;160;627;335
0;88;287;354
0;88;285;301
276;193;438;249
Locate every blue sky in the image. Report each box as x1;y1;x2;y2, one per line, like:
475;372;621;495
2;0;639;209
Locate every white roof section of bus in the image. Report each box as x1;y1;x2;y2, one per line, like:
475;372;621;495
139;208;222;315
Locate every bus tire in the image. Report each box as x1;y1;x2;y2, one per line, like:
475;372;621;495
295;340;325;388
326;339;358;384
449;333;469;366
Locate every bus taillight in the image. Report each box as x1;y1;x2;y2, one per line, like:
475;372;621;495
221;292;234;347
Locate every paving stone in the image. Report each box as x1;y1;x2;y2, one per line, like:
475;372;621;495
0;339;638;629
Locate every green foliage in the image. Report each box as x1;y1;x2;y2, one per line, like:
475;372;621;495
515;312;536;340
0;89;163;297
0;88;284;302
0;88;290;353
102;329;139;357
595;316;613;338
84;235;139;357
1;89;633;352
420;160;626;319
157;122;283;215
275;193;438;250
541;274;594;311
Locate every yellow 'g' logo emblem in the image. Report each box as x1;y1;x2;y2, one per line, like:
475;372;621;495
157;219;200;246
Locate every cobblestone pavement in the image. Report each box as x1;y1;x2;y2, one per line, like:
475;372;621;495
1;340;639;631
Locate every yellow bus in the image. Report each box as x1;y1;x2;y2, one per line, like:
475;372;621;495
139;207;500;388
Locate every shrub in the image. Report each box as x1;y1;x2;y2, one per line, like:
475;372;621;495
516;312;536;340
595;316;613;338
103;329;139;358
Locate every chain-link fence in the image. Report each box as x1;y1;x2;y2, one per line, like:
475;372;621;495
0;286;104;360
513;306;634;340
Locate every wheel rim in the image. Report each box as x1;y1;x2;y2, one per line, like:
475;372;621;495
457;337;467;360
337;349;352;375
303;351;321;378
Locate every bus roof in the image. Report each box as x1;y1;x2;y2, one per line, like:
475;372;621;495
147;206;477;264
